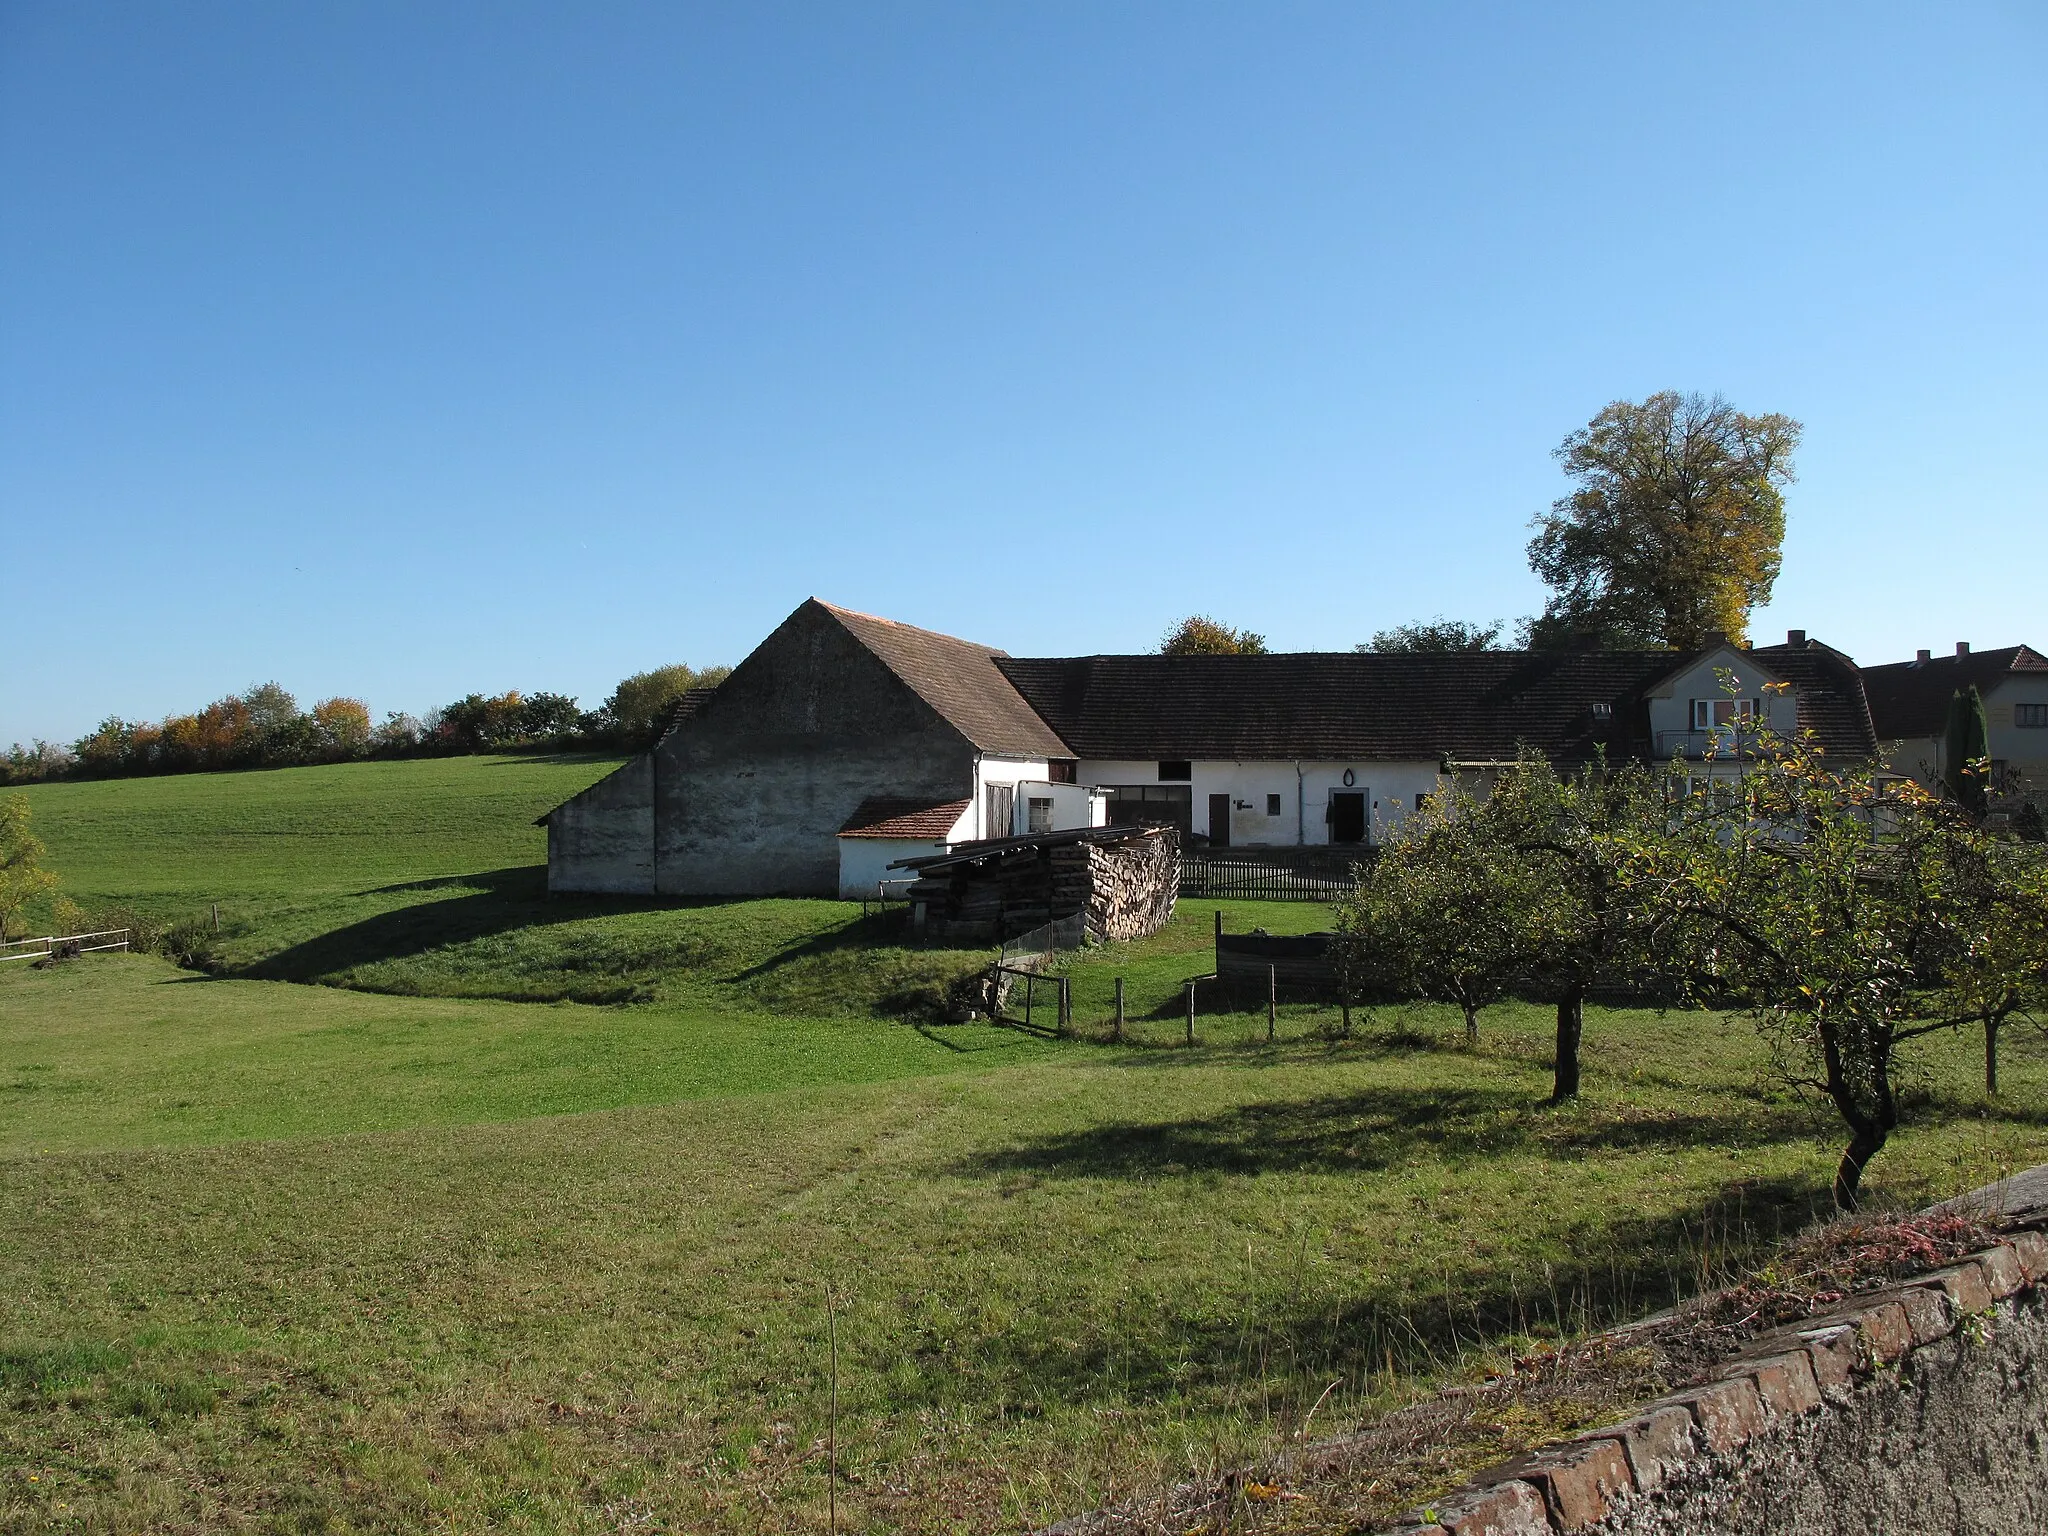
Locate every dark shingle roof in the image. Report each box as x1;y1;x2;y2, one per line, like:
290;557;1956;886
996;651;1667;764
997;644;1880;764
837;797;972;839
818;601;1073;758
1861;646;2048;740
1749;639;1881;760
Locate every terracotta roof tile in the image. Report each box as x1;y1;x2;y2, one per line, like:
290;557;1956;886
837;796;972;839
817;601;1072;758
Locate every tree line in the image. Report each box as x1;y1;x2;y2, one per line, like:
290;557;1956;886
1335;705;2048;1213
1;662;730;786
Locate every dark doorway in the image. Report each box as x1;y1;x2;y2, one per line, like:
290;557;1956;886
1208;793;1232;848
1329;790;1367;845
1104;785;1193;836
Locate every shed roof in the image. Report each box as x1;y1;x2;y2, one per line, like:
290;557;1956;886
887;823;1166;872
1861;645;2048;740
837;796;972;840
815;600;1073;758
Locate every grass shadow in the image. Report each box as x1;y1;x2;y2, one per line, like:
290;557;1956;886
237;867;692;984
953;1084;1820;1181
894;1172;1829;1417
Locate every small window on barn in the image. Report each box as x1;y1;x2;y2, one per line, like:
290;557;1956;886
1158;760;1192;782
1049;759;1079;783
1027;797;1053;834
1265;793;1282;817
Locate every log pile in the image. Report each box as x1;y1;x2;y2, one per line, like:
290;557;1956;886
907;828;1178;943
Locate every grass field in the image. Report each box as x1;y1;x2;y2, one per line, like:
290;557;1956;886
5;759;2046;1533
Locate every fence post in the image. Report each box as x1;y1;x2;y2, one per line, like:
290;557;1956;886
1267;964;1276;1041
1024;973;1033;1030
1113;977;1125;1042
1058;977;1070;1035
1184;981;1195;1047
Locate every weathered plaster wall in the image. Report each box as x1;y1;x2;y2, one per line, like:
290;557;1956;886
656;604;976;897
544;757;655;893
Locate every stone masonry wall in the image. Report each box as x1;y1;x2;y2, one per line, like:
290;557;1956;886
1397;1172;2048;1536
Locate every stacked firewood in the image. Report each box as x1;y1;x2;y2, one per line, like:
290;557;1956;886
908;829;1178;943
1079;832;1179;942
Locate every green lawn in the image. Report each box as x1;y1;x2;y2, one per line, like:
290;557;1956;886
4;760;2046;1533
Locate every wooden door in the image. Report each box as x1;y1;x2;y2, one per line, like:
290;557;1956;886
1208;793;1232;848
985;783;1014;840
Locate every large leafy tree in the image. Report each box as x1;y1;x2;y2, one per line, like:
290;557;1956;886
1159;616;1268;655
1525;392;1801;649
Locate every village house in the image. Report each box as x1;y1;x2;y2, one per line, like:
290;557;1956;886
1862;642;2048;814
538;600;1881;899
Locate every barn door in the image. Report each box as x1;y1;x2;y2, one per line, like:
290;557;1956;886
985;783;1014;840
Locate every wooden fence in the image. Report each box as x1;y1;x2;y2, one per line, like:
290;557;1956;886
1178;845;1372;901
0;928;132;962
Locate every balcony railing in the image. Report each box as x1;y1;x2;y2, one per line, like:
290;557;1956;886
1655;729;1762;760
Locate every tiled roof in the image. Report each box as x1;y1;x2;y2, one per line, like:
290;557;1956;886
1749;639;1881;760
657;687;719;742
1861;646;2048;741
837;796;972;839
816;601;1073;758
997;645;1880;764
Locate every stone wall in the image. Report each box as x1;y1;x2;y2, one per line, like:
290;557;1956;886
543;756;655;893
1398;1173;2048;1536
654;604;976;897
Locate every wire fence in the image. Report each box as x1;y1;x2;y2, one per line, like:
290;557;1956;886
999;912;1088;964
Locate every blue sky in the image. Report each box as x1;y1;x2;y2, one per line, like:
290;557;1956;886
3;2;2043;744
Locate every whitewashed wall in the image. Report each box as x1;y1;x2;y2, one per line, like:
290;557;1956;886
1077;759;1445;846
968;755;1052;839
836;805;972;899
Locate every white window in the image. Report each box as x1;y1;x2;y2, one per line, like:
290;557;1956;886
1027;797;1053;834
2017;704;2048;728
1691;698;1757;731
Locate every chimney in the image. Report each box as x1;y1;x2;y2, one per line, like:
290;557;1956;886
1916;649;1932;664
1786;629;1806;647
1957;641;1971;656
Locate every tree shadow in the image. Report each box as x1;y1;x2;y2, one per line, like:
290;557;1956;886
892;1172;1827;1416
237;867;705;982
952;1083;1819;1181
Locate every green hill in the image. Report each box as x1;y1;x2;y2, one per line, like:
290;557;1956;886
4;756;2044;1533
